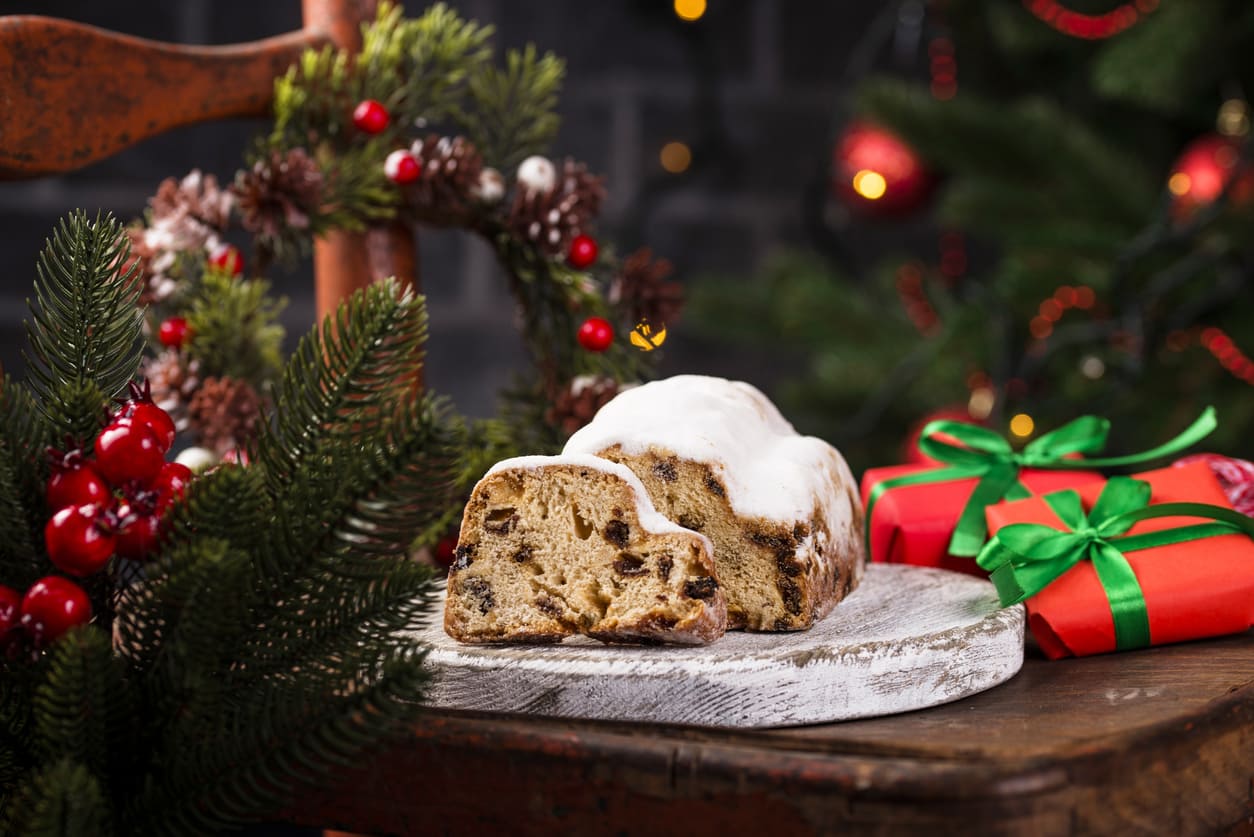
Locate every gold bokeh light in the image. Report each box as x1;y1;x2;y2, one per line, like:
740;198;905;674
673;0;706;22
660;141;692;173
1009;413;1035;438
852;169;887;200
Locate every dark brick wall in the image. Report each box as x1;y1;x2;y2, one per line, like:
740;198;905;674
0;0;871;416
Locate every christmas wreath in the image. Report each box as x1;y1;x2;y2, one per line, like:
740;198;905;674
125;2;685;550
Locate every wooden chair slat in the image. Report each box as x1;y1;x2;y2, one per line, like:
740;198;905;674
0;16;327;178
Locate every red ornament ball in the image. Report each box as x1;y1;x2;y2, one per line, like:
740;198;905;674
577;316;614;352
126;402;177;453
158;316;192;349
1167;133;1254;218
832;122;934;217
385;149;422;184
45;504;115;576
20;576;92;642
47;458;111;512
352;99;390;134
209;243;244;276
567;234;599;269
94;421;166;487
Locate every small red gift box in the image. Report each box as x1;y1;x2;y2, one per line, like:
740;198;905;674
984;461;1254;659
860;464;1103;575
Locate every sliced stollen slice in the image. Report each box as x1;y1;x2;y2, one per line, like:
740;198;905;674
444;454;727;645
564;375;866;631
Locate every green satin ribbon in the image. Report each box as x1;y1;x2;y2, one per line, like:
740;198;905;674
976;476;1254;650
864;407;1217;558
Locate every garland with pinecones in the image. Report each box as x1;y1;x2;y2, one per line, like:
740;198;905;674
126;2;685;555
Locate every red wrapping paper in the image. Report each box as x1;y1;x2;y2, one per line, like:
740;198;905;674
985;461;1254;659
859;464;1104;576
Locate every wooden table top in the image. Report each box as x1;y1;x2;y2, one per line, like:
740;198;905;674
302;629;1254;836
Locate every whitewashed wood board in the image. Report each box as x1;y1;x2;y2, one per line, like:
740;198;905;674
412;564;1025;728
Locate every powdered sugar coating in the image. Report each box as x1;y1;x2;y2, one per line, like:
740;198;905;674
484;453;713;548
563;375;858;527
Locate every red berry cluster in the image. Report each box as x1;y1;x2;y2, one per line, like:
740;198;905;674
43;381;193;577
1;576;92;657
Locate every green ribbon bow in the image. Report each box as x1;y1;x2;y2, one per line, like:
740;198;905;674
864;407;1217;558
976;476;1254;650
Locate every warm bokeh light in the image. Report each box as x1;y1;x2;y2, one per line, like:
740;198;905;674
967;387;995;420
852;169;887;200
673;0;706;22
1167;172;1191;196
660;141;692;173
1009;413;1035;438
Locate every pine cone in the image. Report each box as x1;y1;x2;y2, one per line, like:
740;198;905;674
142;350;202;430
404;134;485;224
185;376;264;455
610;247;685;325
545;375;619;436
150;170;234;230
233;148;323;240
508;158;606;256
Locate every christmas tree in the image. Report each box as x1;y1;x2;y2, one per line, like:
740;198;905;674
688;0;1254;470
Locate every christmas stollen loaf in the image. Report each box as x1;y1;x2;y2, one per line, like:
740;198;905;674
564;375;865;631
444;454;726;645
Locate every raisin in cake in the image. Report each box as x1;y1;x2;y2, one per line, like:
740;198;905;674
563;375;865;631
445;454;726;645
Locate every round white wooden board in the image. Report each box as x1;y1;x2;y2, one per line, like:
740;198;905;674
413;564;1025;728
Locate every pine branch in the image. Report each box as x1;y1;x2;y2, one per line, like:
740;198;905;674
255;278;427;496
360;1;494;126
0;379;44;587
184;271;286;386
22;212;144;445
462;44;564;170
5;757;112;837
32;628;136;792
133;648;429;835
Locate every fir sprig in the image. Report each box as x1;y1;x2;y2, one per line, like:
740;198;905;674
461;44;565;170
184;270;286;385
23;212;144;443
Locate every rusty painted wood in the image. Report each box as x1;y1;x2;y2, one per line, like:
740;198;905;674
290;630;1254;835
0;16;325;179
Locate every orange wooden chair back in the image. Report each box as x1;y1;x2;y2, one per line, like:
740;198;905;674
0;0;415;320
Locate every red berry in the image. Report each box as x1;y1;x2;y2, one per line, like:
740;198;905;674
158;317;192;349
352;99;390;134
385;150;422;184
94;422;165;487
45;505;115;576
20;576;91;642
567;234;599;270
46;459;110;511
126;402;177;453
209;244;244;276
115;504;162;561
152;461;193;513
434;534;459;569
577;316;614;352
0;585;20;636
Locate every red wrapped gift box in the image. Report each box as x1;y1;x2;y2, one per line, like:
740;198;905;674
985;461;1254;659
860;464;1104;575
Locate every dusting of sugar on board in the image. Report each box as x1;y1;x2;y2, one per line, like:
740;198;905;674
413;565;1025;727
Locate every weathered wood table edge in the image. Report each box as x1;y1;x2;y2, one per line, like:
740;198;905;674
296;630;1254;836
